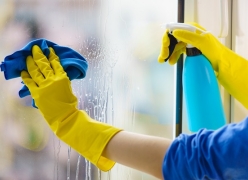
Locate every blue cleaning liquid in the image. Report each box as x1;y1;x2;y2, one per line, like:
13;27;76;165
183;50;226;132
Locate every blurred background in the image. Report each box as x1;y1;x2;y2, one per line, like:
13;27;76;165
0;0;177;179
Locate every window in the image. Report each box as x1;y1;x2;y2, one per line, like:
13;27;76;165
0;0;177;179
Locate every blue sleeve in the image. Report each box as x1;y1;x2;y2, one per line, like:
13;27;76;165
162;117;248;180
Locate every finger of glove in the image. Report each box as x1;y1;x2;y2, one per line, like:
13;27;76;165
48;47;66;76
21;70;38;90
158;30;170;63
32;45;54;78
158;46;169;63
169;49;184;65
172;29;203;49
168;42;186;65
26;55;45;86
162;30;170;47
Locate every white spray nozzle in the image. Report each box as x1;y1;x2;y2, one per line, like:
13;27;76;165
165;23;207;48
166;23;196;34
166;22;207;34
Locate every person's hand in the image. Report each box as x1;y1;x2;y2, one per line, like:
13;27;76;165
21;45;77;125
172;22;228;72
21;45;122;171
158;22;228;72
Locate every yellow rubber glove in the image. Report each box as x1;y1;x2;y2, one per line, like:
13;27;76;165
21;45;122;171
158;29;186;65
158;22;206;65
159;22;248;109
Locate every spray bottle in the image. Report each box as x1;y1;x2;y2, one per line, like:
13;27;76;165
166;23;226;132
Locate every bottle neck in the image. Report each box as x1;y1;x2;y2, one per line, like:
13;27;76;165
186;47;202;56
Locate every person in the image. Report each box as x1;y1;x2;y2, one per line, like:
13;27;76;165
20;22;248;180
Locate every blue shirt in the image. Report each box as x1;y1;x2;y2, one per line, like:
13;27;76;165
163;117;248;180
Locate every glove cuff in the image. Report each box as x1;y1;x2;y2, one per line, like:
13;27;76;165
217;48;248;109
54;110;122;171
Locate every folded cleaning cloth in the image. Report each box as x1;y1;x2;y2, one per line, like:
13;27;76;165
0;38;88;106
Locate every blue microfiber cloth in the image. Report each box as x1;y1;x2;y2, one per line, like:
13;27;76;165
0;38;88;106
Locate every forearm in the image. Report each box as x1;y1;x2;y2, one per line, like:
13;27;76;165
102;131;172;179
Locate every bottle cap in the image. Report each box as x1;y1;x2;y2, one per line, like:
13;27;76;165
186;47;202;56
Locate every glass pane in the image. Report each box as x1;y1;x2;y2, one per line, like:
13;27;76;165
0;0;177;179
